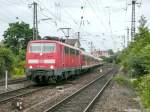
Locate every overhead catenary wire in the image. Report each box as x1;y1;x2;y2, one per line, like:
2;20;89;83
91;0;108;30
86;0;108;32
86;0;116;50
0;0;145;52
26;0;76;38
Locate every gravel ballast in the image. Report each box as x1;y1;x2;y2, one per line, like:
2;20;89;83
90;80;142;112
0;65;110;112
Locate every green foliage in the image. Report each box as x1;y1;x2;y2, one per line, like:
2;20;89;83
0;47;14;78
11;49;26;77
12;61;25;78
18;49;26;61
0;47;26;79
101;53;117;63
102;56;113;63
131;75;150;109
3;21;33;54
117;15;150;109
114;75;132;87
108;49;114;55
1;21;36;79
117;15;150;77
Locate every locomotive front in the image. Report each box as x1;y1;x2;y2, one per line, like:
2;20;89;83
26;40;57;83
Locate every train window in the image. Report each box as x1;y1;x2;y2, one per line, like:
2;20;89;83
29;43;42;53
70;48;74;55
73;49;76;55
64;47;78;55
71;48;77;55
71;49;73;54
76;50;79;55
29;43;56;53
64;47;69;54
43;43;56;53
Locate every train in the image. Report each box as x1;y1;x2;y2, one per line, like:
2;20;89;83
25;40;102;84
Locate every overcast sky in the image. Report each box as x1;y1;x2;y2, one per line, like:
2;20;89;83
0;0;149;52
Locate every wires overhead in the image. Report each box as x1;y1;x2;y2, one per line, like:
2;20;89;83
86;0;108;32
0;0;147;51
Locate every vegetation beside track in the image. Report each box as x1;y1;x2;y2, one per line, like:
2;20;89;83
116;16;150;109
0;22;34;79
113;74;132;88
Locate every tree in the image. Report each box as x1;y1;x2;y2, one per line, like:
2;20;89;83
117;15;150;77
108;49;114;55
3;21;33;54
0;47;14;78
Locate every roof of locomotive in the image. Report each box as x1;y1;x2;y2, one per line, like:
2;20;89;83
28;40;102;61
28;40;81;51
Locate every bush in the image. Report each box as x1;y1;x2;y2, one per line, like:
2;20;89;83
128;55;147;77
101;54;117;63
18;49;26;61
0;47;14;78
114;75;132;88
138;75;150;108
12;60;25;77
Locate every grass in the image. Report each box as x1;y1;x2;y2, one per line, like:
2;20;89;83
12;74;25;79
113;74;133;88
12;67;25;78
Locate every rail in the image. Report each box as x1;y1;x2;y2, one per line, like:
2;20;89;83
44;67;117;112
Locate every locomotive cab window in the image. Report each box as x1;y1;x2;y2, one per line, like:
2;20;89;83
29;43;56;53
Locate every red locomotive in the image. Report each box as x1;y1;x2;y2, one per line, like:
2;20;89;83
26;40;102;83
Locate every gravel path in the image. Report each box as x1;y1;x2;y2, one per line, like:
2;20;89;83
90;80;141;112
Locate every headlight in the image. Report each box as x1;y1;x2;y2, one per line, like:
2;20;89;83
50;65;54;69
29;65;33;69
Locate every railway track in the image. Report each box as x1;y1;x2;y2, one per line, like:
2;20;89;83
0;84;49;103
0;77;27;86
43;67;118;112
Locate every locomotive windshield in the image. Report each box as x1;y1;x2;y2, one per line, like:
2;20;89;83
29;43;56;53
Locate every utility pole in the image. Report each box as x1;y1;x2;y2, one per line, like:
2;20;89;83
77;32;80;48
131;0;136;41
33;2;38;40
77;32;80;41
59;28;71;40
130;0;140;41
122;35;126;48
127;27;130;46
90;42;93;55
